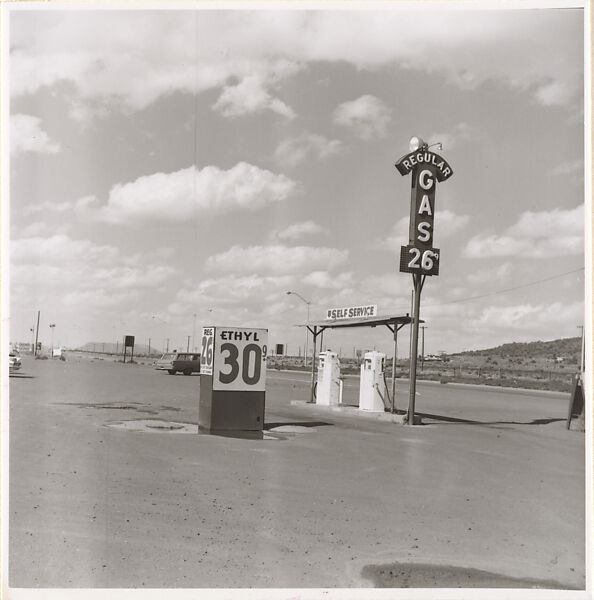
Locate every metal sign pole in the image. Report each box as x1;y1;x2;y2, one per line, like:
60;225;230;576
391;327;398;413
408;274;423;424
309;326;318;403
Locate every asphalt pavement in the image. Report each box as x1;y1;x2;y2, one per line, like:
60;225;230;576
7;355;586;592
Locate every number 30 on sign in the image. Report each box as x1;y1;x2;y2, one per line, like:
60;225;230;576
202;327;268;391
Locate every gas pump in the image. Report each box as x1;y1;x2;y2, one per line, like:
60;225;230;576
359;351;389;411
316;351;342;406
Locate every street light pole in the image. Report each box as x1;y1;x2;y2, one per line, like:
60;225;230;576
286;291;311;366
34;311;40;357
192;313;197;352
49;323;56;355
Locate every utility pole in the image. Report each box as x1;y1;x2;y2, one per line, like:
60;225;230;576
187;336;190;352
166;338;170;352
34;311;40;357
577;325;585;373
148;338;151;358
420;325;427;371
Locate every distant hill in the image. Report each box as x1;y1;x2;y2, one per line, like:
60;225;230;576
76;342;162;356
456;337;581;360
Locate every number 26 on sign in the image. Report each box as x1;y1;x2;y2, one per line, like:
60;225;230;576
400;244;440;276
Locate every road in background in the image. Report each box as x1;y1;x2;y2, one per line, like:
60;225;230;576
7;356;585;590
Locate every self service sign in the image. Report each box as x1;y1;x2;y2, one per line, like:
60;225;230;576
395;148;453;276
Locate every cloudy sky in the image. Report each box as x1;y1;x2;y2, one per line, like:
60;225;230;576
6;4;586;357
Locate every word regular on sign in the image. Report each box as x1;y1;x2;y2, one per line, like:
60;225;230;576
394;149;453;182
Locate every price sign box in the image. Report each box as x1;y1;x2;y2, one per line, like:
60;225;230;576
198;326;268;436
200;327;214;375
212;327;268;392
400;245;440;276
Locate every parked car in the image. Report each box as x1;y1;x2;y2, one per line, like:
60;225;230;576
155;353;177;371
9;352;22;372
155;352;201;376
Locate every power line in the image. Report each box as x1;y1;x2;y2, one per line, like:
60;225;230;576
423;266;585;309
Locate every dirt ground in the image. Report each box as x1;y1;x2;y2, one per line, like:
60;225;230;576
6;356;586;593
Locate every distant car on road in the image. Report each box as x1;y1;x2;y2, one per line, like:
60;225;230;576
155;352;201;376
9;352;22;373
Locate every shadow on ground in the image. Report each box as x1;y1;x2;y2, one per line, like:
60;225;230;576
418;412;566;427
264;421;333;430
361;561;581;589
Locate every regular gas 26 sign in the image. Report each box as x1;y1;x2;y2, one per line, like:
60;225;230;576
395;148;453;276
208;327;268;392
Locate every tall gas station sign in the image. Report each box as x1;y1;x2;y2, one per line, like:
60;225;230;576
395;138;453;424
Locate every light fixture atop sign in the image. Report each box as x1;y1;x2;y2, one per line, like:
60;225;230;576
409;136;426;152
409;137;444;152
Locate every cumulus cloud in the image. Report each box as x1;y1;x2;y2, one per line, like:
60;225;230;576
204;244;348;276
23;200;73;215
11;114;60;155
552;159;582;177
11;234;118;265
18;221;53;237
474;301;583;331
10;234;177;310
172;274;295;309
437;210;471;238
464;205;584;258
534;80;573;107
213;74;295;118
61;288;142;308
332;95;391;140
467;262;512;284
551;158;583;185
9;9;582;121
302;271;354;290
275;132;343;167
271;220;328;242
78;162;296;224
379;210;470;251
428;122;477;151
